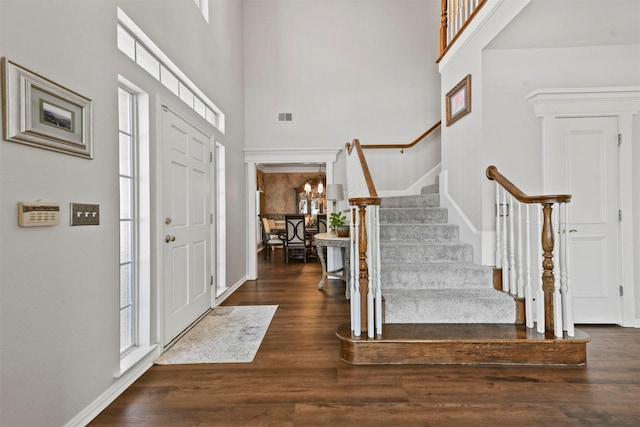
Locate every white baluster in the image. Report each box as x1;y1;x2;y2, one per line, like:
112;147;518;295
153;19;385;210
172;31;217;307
561;202;575;337
508;195;516;297
516;200;524;298
366;207;374;338
553;204;563;338
558;202;567;333
495;183;502;269
501;188;509;293
536;206;545;334
525;204;533;329
374;206;382;335
351;205;361;336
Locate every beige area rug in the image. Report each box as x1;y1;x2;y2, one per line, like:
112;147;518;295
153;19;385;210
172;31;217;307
155;305;278;364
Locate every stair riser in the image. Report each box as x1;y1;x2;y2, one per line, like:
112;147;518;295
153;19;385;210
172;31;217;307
380;224;458;241
380;244;473;263
336;324;588;366
420;183;439;195
380;208;448;224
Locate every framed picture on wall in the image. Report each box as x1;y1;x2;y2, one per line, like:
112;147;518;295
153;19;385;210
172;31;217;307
445;74;471;126
2;57;93;159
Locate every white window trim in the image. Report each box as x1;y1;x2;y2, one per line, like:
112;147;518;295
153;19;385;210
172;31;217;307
117;75;154;376
117;7;224;132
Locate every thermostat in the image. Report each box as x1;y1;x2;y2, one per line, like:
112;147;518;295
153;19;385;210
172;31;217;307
18;202;60;227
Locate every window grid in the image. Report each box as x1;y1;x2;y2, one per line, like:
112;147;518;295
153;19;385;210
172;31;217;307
117;22;221;130
118;87;138;355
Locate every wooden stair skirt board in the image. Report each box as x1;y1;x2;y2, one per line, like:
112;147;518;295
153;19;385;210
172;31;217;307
336;323;590;366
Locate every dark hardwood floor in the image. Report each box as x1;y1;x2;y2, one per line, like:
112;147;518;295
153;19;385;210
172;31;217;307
92;249;640;426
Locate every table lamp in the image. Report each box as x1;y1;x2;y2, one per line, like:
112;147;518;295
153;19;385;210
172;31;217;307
325;184;343;211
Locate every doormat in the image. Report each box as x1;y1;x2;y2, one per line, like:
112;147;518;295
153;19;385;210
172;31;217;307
155;305;278;364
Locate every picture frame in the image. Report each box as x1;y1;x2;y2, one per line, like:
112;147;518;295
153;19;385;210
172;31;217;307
2;57;93;159
445;74;471;126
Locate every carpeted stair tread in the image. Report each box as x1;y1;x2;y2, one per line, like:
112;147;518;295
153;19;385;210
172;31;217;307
381;262;493;290
383;289;516;324
380;223;459;241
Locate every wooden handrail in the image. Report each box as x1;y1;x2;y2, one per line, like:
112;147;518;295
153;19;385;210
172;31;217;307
486;166;571;204
346;138;380;201
360;121;441;151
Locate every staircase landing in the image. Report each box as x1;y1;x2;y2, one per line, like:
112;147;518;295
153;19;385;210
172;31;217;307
336;323;590;366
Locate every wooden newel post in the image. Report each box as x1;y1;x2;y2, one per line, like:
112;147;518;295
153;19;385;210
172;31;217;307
541;203;555;335
358;204;369;332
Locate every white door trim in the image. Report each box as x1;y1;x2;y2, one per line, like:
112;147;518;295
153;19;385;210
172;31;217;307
244;148;342;280
528;86;640;327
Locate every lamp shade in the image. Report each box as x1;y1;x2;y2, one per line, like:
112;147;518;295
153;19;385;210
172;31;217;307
325;184;343;201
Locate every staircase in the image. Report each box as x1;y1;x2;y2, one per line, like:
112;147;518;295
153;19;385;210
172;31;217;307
379;188;516;324
336;183;590;366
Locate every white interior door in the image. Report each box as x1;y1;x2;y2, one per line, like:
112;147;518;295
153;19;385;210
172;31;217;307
546;116;621;324
162;107;212;343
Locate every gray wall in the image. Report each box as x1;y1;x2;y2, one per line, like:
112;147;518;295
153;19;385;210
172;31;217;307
0;1;245;425
243;0;442;151
483;44;640;319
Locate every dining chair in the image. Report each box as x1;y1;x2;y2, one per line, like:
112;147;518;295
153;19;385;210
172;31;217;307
260;215;284;260
284;214;309;263
317;214;327;234
308;214;327;262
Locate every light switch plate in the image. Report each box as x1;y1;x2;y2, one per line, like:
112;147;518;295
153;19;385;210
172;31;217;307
70;203;100;226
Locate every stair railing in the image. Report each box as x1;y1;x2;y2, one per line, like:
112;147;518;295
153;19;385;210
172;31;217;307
360;121;441;153
486;166;574;338
345;139;382;338
439;0;488;60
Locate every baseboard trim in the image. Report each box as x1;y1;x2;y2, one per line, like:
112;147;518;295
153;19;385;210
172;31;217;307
215;275;246;304
64;348;161;427
439;170;484;264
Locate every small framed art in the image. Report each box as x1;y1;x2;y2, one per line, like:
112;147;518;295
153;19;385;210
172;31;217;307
445;74;471;126
2;57;93;158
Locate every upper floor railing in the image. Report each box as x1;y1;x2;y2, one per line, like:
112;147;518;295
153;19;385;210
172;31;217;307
439;0;487;59
486;165;574;338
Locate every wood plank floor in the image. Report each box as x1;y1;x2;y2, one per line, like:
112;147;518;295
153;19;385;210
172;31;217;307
92;249;640;426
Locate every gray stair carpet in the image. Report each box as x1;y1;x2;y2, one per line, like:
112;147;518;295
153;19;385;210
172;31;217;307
379;192;515;324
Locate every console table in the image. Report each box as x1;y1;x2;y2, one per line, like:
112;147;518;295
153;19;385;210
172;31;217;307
314;233;350;299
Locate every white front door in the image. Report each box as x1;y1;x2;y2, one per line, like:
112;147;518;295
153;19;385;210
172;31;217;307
162;107;212;343
546;116;621;324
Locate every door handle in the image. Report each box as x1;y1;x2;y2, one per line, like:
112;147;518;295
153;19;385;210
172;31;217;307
165;217;172;225
165;234;176;243
569;229;577;233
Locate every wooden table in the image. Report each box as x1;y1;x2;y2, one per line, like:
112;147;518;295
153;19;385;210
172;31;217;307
314;233;350;299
